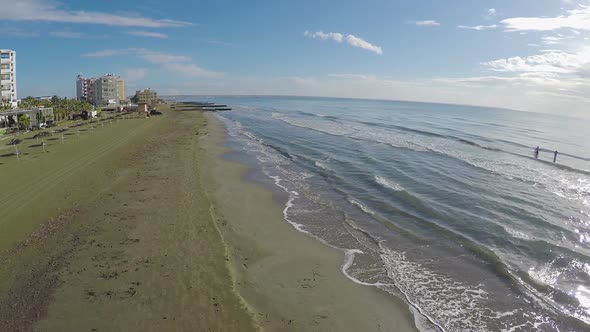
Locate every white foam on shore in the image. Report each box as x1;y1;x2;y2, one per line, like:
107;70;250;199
340;249;387;287
341;248;444;332
268;174;308;234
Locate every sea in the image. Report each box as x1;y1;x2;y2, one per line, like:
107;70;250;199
183;96;590;331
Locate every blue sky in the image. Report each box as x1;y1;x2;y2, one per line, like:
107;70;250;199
1;0;589;117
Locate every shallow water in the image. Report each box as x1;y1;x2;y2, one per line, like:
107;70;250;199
184;96;590;331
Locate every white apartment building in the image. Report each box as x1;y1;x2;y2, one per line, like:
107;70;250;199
76;74;88;101
0;50;17;107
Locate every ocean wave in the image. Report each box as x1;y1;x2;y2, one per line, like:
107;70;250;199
378;246;557;331
375;175;405;192
348;198;376;216
294;110;332;119
219;109;586;330
314;160;331;171
273;113;590;209
380;246;489;331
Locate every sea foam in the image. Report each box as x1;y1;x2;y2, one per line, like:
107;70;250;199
375;175;405;192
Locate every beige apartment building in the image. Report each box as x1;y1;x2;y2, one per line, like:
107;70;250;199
134;88;158;106
77;74;126;106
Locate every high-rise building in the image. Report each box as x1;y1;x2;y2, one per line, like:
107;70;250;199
76;74;88;100
76;74;126;106
0;50;17;107
76;75;97;105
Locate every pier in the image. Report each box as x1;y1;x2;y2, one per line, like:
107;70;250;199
170;102;232;112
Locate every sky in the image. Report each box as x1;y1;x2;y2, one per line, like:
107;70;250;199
1;0;589;117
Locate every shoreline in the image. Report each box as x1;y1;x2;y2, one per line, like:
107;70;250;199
202;112;419;331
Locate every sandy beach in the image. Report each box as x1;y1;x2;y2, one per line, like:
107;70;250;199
0;106;418;331
201;112;418;332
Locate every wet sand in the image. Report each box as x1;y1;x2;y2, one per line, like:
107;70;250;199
201;113;418;331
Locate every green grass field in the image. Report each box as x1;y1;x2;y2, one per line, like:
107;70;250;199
0;112;165;253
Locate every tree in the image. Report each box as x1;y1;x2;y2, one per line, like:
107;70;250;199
17;114;30;131
0;97;13;112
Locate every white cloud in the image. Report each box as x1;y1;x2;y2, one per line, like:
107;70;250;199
82;48;190;63
483;48;590;75
82;49;130;58
329;74;378;80
541;35;566;45
81;48;222;78
458;25;497;31
206;40;232;46
162;63;223;78
125;68;148;82
0;0;192;28
304;30;344;42
484;8;497;20
0;27;39;37
304;30;382;55
127;30;168;39
501;5;590;31
141;52;191;63
49;31;83;38
415;20;440;26
82;49;121;57
345;35;383;55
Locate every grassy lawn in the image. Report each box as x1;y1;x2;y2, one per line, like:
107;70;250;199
0;112;165;253
0;107;257;332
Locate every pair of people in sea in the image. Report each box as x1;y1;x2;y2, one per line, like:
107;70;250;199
534;146;558;163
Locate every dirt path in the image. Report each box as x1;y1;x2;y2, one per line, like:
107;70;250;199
0;110;257;332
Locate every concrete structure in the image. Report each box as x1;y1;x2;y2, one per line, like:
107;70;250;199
0;107;54;129
76;74;125;106
134;88;158;106
0;50;17;107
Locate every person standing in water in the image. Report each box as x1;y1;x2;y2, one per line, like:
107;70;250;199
554;150;558;163
534;146;540;158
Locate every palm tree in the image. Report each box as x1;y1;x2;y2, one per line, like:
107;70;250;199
17;114;30;131
0;98;13;112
